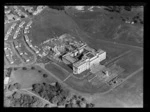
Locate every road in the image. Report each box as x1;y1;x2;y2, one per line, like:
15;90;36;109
97;38;143;50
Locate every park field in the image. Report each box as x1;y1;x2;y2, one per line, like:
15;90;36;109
11;65;57;89
116;49;143;79
44;62;70;81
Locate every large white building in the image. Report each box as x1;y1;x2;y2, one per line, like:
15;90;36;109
73;49;106;74
62;44;106;74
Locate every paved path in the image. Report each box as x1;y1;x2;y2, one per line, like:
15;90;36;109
63;74;72;82
97;38;143;50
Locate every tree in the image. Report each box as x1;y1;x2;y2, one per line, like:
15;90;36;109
32;83;43;94
4;67;13;77
65;103;72;108
51;96;59;104
86;103;95;108
47;6;65;11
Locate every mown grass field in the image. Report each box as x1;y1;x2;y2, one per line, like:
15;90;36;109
11;66;57;89
45;62;70;81
104;69;143;107
116;50;143;79
64;74;112;94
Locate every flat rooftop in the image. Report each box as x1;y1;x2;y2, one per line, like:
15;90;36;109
63;54;77;63
86;52;95;58
82;49;89;55
97;49;105;54
73;55;89;67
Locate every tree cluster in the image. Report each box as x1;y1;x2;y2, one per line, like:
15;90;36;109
47;6;65;11
4;67;13;77
104;6;142;13
65;94;95;108
131;13;143;24
103;6;143;25
5;91;43;107
31;82;69;106
4;81;95;107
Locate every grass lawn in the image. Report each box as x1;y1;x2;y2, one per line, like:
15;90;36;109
107;70;143;107
11;66;57;89
65;76;94;94
73;69;90;79
56;62;73;73
12;70;44;89
116;50;143;79
77;32;130;64
45;62;70;81
64;75;111;94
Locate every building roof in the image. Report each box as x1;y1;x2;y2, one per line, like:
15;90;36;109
73;55;89;67
82;49;89;55
73;60;86;68
97;49;105;55
73;47;96;68
63;53;77;63
85;52;95;58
